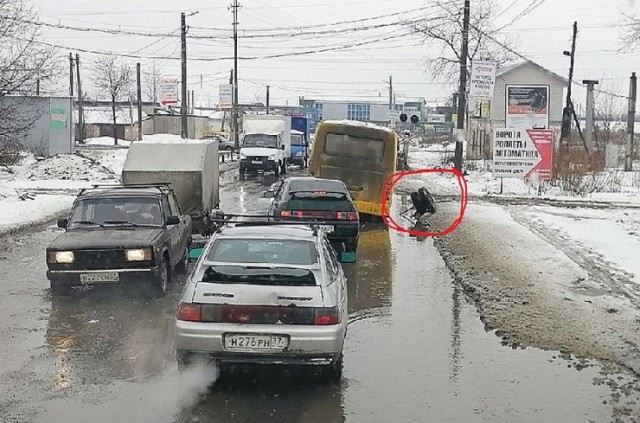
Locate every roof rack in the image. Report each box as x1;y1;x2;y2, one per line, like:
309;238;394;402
78;183;174;196
208;214;335;236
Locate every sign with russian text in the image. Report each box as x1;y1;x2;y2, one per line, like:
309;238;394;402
492;128;554;180
469;61;496;99
158;76;178;107
219;84;233;109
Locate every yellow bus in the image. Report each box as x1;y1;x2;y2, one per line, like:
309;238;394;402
308;120;398;218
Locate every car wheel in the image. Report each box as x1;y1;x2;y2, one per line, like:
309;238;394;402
152;259;169;297
320;353;343;384
50;280;71;296
176;246;189;274
239;165;245;180
345;240;358;253
281;159;287;175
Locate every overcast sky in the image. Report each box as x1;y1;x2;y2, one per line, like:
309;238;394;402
31;0;640;111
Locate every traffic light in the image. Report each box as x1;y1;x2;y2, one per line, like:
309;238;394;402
410;114;419;124
399;113;408;122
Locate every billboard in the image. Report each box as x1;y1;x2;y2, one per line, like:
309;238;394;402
492;128;554;180
158;76;178;107
505;85;549;129
469;61;496;99
219;84;233;109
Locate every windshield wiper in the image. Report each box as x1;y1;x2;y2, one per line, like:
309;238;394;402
72;220;105;228
103;220;140;227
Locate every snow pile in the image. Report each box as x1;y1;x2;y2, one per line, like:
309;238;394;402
404;148;640;203
8;153;116;182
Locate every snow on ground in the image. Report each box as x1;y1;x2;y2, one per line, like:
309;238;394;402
0;193;76;234
402;145;640;204
84;137;131;147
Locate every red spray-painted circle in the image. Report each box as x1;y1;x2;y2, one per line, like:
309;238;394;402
381;168;468;237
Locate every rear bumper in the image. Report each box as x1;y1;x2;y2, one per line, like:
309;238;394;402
46;266;161;286
177;351;338;366
175;321;345;365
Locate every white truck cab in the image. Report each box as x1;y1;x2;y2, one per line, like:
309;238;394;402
239;115;292;178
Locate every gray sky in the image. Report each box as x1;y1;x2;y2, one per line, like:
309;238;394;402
32;0;640;110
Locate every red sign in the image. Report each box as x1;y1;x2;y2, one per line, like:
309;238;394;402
526;129;554;181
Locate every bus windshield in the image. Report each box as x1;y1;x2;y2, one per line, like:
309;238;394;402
324;133;385;162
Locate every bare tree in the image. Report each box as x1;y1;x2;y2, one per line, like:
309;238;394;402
91;56;132;145
252;89;265;105
410;0;518;84
619;14;640;51
593;80;626;149
143;63;162;103
0;0;60;162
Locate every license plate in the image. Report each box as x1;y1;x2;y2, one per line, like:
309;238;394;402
79;272;119;284
251;160;263;164
224;334;289;351
318;225;334;233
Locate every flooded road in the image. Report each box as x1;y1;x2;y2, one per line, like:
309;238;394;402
0;170;637;423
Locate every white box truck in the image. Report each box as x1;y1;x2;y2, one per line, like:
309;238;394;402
239;114;291;178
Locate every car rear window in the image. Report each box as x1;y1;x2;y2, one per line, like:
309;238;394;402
201;265;317;286
288;179;346;193
324;133;385;162
286;193;353;212
207;239;318;265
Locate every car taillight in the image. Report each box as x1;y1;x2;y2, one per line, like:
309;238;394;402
314;307;341;325
177;303;201;322
279;210;291;217
336;212;358;221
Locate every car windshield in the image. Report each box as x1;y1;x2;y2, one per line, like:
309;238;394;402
291;134;304;146
68;197;163;228
206;238;318;265
243;134;278;148
201;265;317;286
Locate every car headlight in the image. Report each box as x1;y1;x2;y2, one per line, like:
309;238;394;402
239;154;246;159
268;155;276;160
295;151;303;156
50;251;75;264
125;248;153;262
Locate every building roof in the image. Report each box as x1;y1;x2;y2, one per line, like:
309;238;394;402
496;60;568;85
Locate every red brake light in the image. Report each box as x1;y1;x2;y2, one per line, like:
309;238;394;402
336;212;358;221
177;303;201;322
280;210;291;217
314;307;340;325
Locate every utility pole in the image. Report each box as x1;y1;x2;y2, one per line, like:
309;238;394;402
69;53;74;97
231;0;240;149
453;0;470;171
388;75;393;109
582;79;598;152
75;53;84;144
626;72;637;172
266;85;270;114
137;63;143;141
200;74;204;113
152;62;157;103
561;21;578;150
181;12;188;138
36;79;40;96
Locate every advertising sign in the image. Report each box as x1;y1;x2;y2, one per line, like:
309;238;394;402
219;84;233;109
505;85;549;129
469;61;496;99
50;108;68;129
158;76;178;107
492;128;554;180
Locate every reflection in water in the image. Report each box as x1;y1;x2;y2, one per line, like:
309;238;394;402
177;368;345;423
45;291;177;392
344;225;393;316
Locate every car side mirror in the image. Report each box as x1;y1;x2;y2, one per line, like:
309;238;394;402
189;247;203;262
165;215;180;226
262;190;275;198
281;144;285;150
338;251;356;264
57;218;68;228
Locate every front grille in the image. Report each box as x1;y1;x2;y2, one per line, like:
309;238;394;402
74;249;128;270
